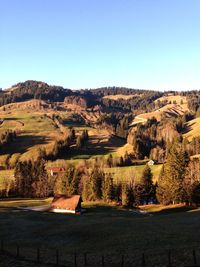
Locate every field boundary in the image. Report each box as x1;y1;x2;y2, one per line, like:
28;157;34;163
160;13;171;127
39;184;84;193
1;240;200;267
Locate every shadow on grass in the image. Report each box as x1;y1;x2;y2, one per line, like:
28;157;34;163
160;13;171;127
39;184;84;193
58;135;126;160
150;205;196;215
83;203;143;218
0;135;50;155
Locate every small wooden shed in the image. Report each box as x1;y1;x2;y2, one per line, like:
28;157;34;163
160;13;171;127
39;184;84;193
51;194;82;214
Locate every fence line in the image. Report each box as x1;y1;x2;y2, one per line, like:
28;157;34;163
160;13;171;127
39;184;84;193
0;240;200;267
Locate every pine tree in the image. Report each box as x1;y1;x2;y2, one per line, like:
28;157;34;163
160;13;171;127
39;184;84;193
90;166;104;200
32;159;49;197
141;165;155;203
156;142;189;204
102;173;114;202
121;182;134;207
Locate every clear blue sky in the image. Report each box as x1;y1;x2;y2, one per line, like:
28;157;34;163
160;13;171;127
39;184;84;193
1;0;200;90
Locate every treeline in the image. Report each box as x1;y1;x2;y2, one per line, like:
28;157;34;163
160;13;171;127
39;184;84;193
101;91;162;112
128;113;198;162
156;139;200;205
96;113;132;139
14;157;156;206
89;86;161;97
185;91;200;112
46;128;89;160
7;138;200;206
0;80;72;106
15;157;49;197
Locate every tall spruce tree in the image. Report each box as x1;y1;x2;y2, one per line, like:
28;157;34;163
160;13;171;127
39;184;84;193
135;165;155;205
157;142;189;204
90;166;104;200
121;182;135;207
102;173;114;202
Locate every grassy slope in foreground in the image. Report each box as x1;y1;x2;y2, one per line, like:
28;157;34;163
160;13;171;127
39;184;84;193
0;199;200;259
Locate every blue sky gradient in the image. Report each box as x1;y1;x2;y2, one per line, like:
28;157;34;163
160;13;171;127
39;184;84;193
1;0;200;90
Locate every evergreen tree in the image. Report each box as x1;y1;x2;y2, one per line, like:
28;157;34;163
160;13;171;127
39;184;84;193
121;182;135;207
156;142;189;204
32;158;49;197
102;173;114;202
90;166;104;200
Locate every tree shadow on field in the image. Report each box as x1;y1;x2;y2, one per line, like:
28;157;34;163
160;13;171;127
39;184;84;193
62;135;126;160
0;135;50;155
83;203;143;218
182;122;195;135
153;206;195;215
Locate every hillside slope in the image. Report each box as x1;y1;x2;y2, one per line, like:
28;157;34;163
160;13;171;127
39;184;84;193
184;117;200;141
131;95;188;126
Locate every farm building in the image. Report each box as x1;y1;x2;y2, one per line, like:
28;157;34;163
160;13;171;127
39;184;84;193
48;167;66;176
51;194;82;214
147;160;154;166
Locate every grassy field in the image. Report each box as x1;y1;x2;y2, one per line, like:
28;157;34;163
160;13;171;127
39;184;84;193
0;107;128;164
0;109;60;163
184;117;200;141
1;199;200;266
106;164;162;183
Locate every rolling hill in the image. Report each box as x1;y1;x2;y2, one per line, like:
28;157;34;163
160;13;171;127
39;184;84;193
131;95;189;126
1;81;200;194
184;117;200;141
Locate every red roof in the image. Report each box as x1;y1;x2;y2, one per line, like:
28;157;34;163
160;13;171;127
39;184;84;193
51;195;82;211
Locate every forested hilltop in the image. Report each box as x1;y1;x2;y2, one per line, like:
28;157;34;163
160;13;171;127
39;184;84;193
1;80;200;206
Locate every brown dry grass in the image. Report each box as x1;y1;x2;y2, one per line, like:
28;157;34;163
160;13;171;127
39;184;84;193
184;117;200;141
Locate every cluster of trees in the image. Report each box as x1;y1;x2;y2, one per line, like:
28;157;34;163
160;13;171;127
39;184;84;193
186;91;200;112
7;136;200;206
128;114;198;161
0;130;17;150
187;137;200;155
156;139;200;205
64;96;88;109
15;157;49;197
101;92;162;112
96;113;132;139
76;130;89;149
54;162;155;206
0;80;72;106
105;153;132;168
49;128;76;159
47;128;89;160
13;153;156;206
